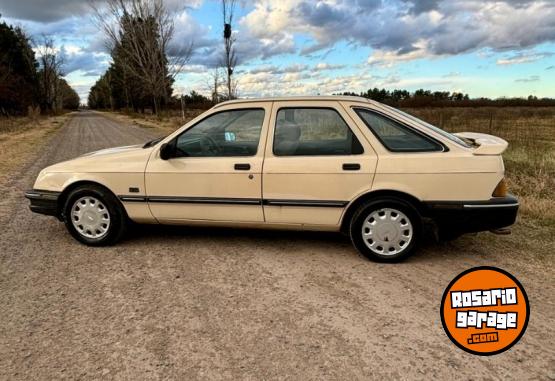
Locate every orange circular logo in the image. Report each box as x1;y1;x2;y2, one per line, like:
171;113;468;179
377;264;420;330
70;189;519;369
440;267;529;356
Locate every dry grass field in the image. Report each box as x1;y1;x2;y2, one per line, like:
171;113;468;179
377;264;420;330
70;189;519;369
0;114;70;218
0;114;69;178
103;109;204;133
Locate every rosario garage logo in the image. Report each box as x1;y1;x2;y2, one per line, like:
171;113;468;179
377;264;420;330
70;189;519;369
440;267;529;356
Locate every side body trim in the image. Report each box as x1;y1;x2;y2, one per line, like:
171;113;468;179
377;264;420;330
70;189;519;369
118;195;348;208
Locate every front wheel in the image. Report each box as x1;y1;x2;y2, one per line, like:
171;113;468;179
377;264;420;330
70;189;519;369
349;198;422;262
63;185;127;246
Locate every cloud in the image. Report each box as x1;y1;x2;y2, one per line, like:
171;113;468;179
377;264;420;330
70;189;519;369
236;71;375;98
60;45;110;76
515;75;540;82
313;63;345;71
402;0;441;14
243;62;343;76
0;0;93;22
496;51;554;65
242;0;555;66
367;41;433;66
0;0;203;22
168;11;219;67
547;65;555;70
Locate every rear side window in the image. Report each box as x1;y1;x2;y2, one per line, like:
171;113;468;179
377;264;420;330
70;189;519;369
354;108;443;152
273;108;363;156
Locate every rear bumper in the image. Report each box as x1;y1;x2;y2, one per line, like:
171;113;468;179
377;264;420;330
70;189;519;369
24;189;61;217
424;195;519;233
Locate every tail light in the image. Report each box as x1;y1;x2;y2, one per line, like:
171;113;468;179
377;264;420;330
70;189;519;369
492;178;508;197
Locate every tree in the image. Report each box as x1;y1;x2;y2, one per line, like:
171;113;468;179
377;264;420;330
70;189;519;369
92;0;192;114
88;73;112;109
59;77;80;110
36;35;65;113
0;17;39;115
222;0;237;99
205;68;223;104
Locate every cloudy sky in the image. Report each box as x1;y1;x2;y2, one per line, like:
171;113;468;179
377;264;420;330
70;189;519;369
1;0;554;102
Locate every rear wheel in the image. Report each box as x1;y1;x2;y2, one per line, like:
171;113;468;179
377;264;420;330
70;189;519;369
350;198;421;262
63;185;126;246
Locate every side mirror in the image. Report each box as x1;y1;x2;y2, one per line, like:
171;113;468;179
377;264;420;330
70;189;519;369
159;143;173;160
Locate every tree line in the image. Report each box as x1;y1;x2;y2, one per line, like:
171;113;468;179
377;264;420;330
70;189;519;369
340;88;555;108
0;15;80;116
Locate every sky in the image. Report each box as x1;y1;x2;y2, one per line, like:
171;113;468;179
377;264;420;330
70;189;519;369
1;0;554;103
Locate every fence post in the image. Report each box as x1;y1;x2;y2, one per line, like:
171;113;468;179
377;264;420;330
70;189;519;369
181;95;185;122
489;113;493;135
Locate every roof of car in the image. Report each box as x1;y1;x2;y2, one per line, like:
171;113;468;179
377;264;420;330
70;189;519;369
214;95;374;108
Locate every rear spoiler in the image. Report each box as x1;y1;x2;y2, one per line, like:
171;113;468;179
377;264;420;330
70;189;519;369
453;132;509;155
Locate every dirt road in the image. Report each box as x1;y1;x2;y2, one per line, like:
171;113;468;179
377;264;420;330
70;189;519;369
0;111;553;380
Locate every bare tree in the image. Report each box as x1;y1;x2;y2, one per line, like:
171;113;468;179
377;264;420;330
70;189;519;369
222;0;237;99
36;35;64;113
91;0;192;114
205;68;223;104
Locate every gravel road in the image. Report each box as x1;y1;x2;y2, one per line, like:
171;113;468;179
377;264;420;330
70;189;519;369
0;111;553;380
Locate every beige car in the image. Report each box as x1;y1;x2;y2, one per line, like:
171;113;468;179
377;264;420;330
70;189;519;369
25;96;518;261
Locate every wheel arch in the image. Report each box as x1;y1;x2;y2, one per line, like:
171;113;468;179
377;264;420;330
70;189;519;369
57;180;125;218
340;189;426;233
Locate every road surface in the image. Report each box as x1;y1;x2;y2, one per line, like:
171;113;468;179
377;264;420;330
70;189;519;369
0;111;553;380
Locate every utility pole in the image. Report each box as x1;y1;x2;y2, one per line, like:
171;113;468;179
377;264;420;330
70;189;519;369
222;0;236;100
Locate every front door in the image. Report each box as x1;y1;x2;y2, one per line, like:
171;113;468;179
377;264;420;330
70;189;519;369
145;104;270;223
262;101;378;227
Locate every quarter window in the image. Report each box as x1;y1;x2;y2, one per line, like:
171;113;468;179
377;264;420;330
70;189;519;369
355;108;443;152
273;108;363;156
175;109;264;157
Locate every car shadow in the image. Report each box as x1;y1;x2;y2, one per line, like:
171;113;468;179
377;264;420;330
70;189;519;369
122;223;480;264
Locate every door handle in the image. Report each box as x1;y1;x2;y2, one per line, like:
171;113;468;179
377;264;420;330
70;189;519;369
343;163;361;171
234;163;251;170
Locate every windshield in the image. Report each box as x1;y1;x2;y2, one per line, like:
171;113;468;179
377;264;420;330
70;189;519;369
143;136;166;148
381;105;472;148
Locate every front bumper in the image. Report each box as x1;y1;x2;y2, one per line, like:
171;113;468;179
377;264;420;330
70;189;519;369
424;195;519;234
24;189;61;218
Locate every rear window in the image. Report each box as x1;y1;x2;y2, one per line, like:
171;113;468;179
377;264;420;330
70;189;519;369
381;105;472;148
354;108;443;152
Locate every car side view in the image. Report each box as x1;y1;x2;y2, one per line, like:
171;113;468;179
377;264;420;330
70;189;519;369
25;96;519;261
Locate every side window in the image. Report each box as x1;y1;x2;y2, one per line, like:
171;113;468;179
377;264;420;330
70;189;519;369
355;108;443;152
175;109;264;157
273;108;363;156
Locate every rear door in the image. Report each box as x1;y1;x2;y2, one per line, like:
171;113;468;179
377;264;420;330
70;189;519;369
262;101;378;227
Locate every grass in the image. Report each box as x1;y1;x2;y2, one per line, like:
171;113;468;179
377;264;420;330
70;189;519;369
0;114;69;181
103;109;205;133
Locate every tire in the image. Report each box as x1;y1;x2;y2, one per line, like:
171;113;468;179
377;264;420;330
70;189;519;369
62;185;127;246
349;197;422;262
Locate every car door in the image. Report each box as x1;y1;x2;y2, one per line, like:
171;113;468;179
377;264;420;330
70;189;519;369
262;101;378;227
145;103;271;223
